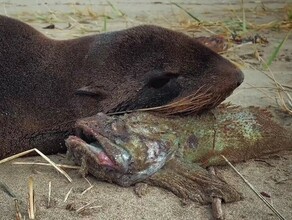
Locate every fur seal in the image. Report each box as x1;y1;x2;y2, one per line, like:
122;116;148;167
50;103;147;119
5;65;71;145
0;15;243;159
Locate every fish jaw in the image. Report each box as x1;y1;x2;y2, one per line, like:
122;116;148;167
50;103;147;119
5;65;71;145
65;126;131;174
65;136;171;186
65;136;118;169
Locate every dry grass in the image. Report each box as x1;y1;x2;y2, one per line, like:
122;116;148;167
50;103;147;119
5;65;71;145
221;155;287;220
172;2;291;114
76;200;101;213
11;2;126;38
0;181;22;219
0;149;73;182
175;4;291;35
28;177;35;219
64;187;73;203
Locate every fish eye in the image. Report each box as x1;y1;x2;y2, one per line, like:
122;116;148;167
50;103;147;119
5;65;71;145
111;121;126;133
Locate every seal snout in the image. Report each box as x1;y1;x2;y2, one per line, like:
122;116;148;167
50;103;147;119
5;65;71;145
219;60;244;92
234;67;244;87
230;68;244;94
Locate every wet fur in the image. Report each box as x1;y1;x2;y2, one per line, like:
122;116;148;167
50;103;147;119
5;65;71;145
0;15;243;158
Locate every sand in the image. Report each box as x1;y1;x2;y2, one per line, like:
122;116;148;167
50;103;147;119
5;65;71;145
0;1;291;219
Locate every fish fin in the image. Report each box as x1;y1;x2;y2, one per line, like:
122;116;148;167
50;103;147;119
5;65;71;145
145;159;242;204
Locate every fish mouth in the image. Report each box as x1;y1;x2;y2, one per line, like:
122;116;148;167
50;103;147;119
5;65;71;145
65;118;131;173
65;136;116;168
65;113;175;186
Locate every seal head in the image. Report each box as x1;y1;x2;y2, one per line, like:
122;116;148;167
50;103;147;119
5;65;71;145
0;15;243;158
93;26;244;114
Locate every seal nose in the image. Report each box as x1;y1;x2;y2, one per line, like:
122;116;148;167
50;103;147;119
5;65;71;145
235;68;244;87
222;58;244;89
219;62;244;94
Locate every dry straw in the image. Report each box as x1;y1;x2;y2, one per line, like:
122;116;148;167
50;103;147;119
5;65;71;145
0;148;73;182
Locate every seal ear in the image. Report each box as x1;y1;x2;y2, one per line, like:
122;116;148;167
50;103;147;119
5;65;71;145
75;85;106;99
75;85;107;98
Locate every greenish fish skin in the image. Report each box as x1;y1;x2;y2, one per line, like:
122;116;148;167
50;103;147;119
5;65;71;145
65;106;291;204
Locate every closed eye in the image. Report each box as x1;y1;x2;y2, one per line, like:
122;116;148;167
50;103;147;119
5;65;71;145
146;73;179;89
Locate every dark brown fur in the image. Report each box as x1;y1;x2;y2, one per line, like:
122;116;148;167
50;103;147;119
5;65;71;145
0;15;243;158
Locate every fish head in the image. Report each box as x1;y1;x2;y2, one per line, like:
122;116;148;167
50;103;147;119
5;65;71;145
65;112;177;186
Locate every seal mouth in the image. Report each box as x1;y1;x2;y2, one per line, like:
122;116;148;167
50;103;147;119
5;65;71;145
65;121;131;173
107;86;230;116
107;64;244;116
128;86;230;115
138;67;244;115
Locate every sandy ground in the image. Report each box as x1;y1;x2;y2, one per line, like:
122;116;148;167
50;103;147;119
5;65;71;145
0;1;291;219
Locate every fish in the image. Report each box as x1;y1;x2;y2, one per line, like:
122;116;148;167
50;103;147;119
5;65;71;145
65;106;291;204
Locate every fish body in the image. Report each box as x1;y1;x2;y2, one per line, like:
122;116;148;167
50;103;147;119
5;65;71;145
66;106;291;203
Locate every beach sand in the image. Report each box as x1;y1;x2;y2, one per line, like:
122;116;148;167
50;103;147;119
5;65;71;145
0;1;291;219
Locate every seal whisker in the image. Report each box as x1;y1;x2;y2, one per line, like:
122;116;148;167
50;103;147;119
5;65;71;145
135;85;225;115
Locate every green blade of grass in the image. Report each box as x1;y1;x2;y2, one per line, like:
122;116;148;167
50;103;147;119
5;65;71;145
103;16;107;32
265;31;291;68
172;2;201;22
107;1;125;17
0;181;17;198
241;0;247;32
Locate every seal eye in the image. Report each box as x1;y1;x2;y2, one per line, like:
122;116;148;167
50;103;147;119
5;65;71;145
147;73;178;89
110;72;182;112
147;76;171;89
